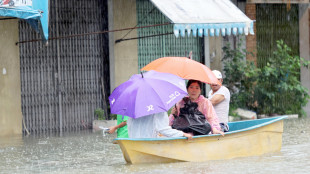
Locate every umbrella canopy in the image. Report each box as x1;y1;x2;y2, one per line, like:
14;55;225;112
141;57;221;85
109;70;187;118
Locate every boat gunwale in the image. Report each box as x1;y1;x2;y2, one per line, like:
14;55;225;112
115;116;288;142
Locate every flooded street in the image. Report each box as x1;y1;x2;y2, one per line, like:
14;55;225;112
1;117;310;174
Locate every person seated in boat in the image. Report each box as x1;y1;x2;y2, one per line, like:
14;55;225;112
169;80;224;136
208;70;230;132
127;112;193;140
108;115;129;138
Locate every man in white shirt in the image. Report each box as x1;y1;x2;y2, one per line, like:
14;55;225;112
208;70;230;132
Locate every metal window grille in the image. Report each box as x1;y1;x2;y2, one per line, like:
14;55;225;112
136;0;205;70
256;4;299;68
19;0;109;135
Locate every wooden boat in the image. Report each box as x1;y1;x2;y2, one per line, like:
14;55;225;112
115;116;287;164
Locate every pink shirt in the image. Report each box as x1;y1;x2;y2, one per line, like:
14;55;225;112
169;95;221;132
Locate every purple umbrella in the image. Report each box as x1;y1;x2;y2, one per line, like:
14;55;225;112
109;70;187;118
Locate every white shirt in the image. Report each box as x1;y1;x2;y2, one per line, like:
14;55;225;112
127;112;184;138
208;86;230;124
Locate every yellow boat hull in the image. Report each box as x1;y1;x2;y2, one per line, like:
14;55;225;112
115;116;286;164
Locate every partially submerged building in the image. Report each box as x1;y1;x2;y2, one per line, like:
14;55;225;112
1;0;309;136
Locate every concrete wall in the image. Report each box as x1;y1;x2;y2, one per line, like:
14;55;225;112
299;4;310;116
0;18;22;136
209;37;223;72
108;0;138;91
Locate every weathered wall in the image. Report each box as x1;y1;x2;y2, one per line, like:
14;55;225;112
0;18;22;136
108;0;138;91
209;37;223;72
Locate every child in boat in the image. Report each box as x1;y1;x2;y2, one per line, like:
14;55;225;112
109;115;129;138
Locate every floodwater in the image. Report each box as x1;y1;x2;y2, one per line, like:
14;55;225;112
1;117;309;174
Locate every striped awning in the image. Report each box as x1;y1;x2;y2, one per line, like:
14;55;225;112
150;0;255;37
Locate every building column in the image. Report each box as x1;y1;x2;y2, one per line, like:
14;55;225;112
108;0;138;91
204;37;211;94
299;4;310;117
245;3;257;64
0;18;22;136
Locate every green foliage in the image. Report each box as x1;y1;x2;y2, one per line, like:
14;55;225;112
254;40;310;116
222;39;310;117
222;40;259;110
110;114;117;120
94;107;117;120
222;41;247;94
94;108;105;120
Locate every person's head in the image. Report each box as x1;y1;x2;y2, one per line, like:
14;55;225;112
186;80;202;101
210;70;223;92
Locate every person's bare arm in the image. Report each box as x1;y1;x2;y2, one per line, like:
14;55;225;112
109;121;127;134
210;94;225;106
212;128;224;136
183;132;193;140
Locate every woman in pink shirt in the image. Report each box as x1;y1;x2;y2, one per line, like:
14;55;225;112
169;80;224;136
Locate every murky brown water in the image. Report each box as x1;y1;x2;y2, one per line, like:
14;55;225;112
1;117;309;174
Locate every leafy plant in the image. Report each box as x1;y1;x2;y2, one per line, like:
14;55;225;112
94;108;105;120
95;107;118;120
222;39;310;117
254;40;310;116
110;114;117;120
222;40;258;110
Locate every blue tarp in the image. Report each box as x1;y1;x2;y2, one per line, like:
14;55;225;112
150;0;254;37
0;0;49;41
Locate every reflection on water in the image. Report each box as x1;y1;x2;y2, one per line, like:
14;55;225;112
1;117;310;174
